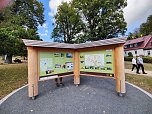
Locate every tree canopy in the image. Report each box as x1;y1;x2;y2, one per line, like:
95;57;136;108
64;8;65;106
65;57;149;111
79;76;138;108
140;15;152;36
0;0;45;63
127;15;152;40
52;2;84;43
52;0;127;43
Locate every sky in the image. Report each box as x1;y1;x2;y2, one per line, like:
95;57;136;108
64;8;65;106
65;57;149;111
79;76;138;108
38;0;152;41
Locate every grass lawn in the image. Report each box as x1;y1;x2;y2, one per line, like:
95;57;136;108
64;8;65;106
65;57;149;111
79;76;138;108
0;61;152;100
126;73;152;94
125;61;152;71
125;61;152;93
0;63;27;99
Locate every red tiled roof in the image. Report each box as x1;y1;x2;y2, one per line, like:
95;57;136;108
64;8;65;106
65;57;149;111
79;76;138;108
144;36;152;49
124;35;152;51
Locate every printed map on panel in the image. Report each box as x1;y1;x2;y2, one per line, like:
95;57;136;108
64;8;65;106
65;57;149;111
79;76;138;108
85;54;104;66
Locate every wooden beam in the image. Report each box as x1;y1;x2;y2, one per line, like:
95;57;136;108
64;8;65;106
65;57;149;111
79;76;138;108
27;47;38;98
80;74;114;78
78;44;118;52
74;51;80;85
114;45;126;96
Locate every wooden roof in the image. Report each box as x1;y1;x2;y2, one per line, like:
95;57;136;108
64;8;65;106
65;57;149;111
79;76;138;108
22;37;127;49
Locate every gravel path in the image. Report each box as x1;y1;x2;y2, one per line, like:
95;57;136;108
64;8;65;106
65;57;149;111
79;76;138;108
0;76;152;114
125;69;152;77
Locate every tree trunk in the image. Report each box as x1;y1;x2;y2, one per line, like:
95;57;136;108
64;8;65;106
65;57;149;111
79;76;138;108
1;55;5;60
5;54;12;64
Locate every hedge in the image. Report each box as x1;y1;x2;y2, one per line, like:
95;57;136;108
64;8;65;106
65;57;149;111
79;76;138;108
124;56;152;64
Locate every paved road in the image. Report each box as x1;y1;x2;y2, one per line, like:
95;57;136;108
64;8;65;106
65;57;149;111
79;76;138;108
125;69;152;77
0;76;152;114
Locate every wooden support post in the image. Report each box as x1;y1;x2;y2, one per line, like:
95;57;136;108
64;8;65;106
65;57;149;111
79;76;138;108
114;45;126;96
74;51;80;85
27;47;38;99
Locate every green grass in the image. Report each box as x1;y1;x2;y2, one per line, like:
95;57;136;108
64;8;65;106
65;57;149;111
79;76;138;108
0;63;27;99
126;73;152;94
125;61;152;71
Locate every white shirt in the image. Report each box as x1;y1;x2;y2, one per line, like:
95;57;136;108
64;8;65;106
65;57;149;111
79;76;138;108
132;58;136;64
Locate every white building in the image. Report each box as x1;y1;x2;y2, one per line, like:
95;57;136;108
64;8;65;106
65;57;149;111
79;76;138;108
124;35;152;57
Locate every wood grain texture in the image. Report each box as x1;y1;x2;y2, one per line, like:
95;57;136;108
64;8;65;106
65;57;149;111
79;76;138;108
27;47;38;97
23;37;126;49
114;45;126;93
74;51;80;85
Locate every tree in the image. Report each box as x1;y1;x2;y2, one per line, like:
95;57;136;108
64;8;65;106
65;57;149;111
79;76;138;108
140;15;152;35
72;0;127;41
0;26;40;63
127;28;142;40
0;0;45;63
128;52;133;57
52;2;84;43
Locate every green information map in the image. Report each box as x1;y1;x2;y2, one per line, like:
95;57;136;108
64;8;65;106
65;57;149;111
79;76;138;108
39;52;74;77
80;49;114;74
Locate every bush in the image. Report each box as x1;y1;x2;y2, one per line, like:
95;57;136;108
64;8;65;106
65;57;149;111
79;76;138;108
128;52;133;57
143;57;152;63
124;56;152;64
124;57;132;62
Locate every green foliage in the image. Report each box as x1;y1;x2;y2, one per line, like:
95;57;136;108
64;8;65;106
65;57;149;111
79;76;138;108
140;15;152;35
52;2;84;43
0;27;40;56
128;52;133;57
0;0;45;58
72;0;127;41
143;57;152;64
127;31;142;40
124;57;132;61
52;0;127;43
10;0;45;30
124;57;152;64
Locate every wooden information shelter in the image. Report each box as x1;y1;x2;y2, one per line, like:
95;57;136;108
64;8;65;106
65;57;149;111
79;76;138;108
23;37;126;99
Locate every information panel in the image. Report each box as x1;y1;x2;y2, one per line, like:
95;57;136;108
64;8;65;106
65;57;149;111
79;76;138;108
39;52;73;77
80;50;114;74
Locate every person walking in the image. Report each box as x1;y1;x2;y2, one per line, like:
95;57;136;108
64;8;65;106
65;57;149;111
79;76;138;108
132;55;137;72
136;55;147;74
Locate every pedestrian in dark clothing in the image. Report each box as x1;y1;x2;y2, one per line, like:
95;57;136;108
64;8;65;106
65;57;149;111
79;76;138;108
136;55;147;74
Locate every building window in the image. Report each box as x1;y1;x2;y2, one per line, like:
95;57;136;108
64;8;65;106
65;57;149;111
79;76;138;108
124;46;127;49
134;43;137;47
130;44;133;47
148;51;150;56
135;51;137;54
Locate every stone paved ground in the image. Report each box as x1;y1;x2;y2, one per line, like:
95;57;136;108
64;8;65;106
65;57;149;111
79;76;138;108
125;69;152;77
0;76;152;114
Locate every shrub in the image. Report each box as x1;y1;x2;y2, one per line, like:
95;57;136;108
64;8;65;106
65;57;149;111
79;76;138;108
128;52;133;57
143;57;152;63
124;56;152;64
124;57;132;62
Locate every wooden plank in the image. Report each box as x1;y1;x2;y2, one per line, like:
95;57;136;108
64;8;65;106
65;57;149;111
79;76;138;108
78;44;118;52
80;74;114;78
22;37;126;49
27;47;38;98
34;47;74;52
39;74;74;82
